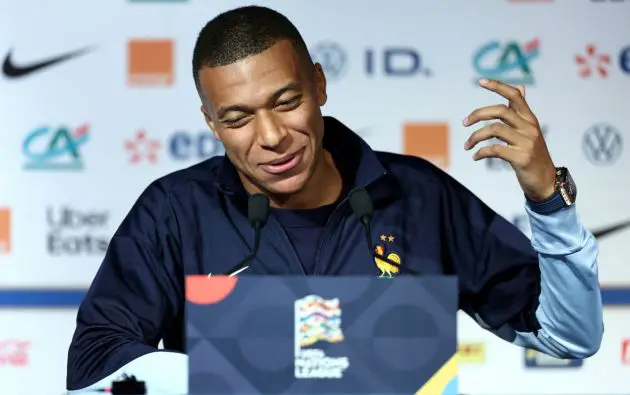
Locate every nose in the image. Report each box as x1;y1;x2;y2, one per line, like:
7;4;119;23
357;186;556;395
255;112;288;149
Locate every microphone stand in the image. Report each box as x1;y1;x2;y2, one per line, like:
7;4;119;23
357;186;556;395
226;221;262;276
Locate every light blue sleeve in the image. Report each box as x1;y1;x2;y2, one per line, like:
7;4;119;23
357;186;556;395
475;203;604;359
66;351;188;394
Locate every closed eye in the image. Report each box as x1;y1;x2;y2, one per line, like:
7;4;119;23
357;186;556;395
222;116;249;128
276;96;302;109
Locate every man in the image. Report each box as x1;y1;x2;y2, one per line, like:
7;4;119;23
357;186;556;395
66;5;603;393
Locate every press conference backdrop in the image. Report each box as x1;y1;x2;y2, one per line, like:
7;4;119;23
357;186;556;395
0;0;629;394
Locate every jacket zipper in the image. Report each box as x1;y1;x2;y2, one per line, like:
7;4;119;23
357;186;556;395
312;172;388;275
268;213;307;275
312;203;347;275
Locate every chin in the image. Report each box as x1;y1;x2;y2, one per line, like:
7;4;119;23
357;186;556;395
263;172;311;196
251;145;322;196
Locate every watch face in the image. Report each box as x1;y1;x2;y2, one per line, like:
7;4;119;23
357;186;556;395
561;168;577;203
567;171;576;197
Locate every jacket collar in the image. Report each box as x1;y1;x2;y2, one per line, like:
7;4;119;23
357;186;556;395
215;116;388;198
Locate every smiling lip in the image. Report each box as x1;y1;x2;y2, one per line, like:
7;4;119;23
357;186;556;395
260;148;304;175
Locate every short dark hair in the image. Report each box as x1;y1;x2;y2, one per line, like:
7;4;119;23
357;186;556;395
192;5;312;91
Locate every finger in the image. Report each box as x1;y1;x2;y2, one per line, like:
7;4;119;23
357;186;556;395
464;122;527;150
516;84;525;99
463;104;528;129
473;144;524;164
478;79;533;118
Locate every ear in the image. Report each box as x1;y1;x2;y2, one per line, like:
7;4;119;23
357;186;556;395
201;105;221;142
313;63;327;106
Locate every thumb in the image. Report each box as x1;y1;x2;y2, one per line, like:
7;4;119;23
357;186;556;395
516;84;526;98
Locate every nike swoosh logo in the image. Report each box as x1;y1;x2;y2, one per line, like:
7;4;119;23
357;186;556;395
2;46;94;78
208;265;250;277
591;220;630;240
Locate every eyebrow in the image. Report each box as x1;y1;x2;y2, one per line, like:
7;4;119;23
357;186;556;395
216;82;301;119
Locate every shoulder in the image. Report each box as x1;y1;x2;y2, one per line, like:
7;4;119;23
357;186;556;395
117;156;224;233
374;151;461;193
149;156;224;198
373;151;491;216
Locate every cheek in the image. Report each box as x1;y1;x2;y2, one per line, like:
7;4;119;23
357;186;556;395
217;130;254;160
283;103;323;137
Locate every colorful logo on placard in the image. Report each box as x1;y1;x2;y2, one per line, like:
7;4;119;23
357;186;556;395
294;295;348;379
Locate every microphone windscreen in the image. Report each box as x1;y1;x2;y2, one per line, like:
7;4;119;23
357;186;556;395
348;187;373;219
248;193;270;227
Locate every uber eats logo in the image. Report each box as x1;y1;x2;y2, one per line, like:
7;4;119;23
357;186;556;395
46;206;110;255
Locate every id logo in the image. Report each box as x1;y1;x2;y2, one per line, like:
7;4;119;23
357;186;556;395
524;349;583;368
294;295;349;379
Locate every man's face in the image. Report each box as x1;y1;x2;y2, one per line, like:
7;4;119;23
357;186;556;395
198;40;327;196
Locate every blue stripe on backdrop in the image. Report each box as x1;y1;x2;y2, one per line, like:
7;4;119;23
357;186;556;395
0;287;629;307
0;289;86;307
600;287;630;306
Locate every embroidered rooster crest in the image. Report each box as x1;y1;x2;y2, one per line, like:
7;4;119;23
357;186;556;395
374;233;401;278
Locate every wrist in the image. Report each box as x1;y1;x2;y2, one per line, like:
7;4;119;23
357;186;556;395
526;191;567;214
525;184;556;203
526;167;577;215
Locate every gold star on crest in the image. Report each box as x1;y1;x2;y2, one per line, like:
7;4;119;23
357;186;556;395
378;234;396;243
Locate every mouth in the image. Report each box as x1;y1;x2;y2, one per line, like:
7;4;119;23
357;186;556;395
260;148;305;175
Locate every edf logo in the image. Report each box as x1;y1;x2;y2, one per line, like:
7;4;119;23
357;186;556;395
169;131;225;160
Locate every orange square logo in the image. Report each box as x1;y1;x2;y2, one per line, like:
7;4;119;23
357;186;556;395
403;122;449;169
0;208;10;254
127;39;174;86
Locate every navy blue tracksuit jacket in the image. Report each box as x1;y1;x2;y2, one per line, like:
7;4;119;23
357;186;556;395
67;116;540;390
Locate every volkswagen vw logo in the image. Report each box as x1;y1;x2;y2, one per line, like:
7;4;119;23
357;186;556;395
582;123;623;165
309;41;347;82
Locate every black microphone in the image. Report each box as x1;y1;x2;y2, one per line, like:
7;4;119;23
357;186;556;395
222;193;270;276
348;187;419;276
